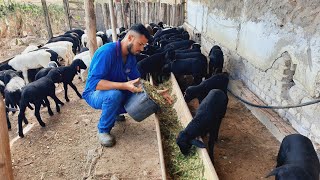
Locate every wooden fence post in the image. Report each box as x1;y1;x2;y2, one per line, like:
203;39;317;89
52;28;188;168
84;0;98;57
161;3;167;24
103;3;110;30
120;0;128;29
0;96;14;180
167;4;170;26
108;0;117;42
63;0;72;30
41;0;53;39
181;0;185;25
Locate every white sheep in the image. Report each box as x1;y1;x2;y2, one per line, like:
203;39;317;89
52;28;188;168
73;51;91;82
21;45;39;54
81;34;103;48
44;41;74;60
8;50;51;84
45;46;73;66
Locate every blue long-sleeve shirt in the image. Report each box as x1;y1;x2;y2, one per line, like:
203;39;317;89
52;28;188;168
82;41;140;99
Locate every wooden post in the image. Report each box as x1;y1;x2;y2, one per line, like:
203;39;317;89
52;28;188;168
181;0;185;25
138;1;141;24
145;2;149;24
167;4;170;26
84;0;98;57
108;0;117;42
103;3;110;30
63;0;72;30
177;3;181;25
0;96;14;180
130;1;137;26
172;3;176;27
115;2;122;28
161;3;167;24
129;2;132;26
41;0;53;39
121;0;128;29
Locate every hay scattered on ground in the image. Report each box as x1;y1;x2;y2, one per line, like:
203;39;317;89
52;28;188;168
143;80;205;179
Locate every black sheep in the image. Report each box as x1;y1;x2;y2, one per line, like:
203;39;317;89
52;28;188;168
35;59;87;102
176;89;228;163
58;33;81;52
184;72;229;103
266;134;320;180
18;69;64;138
162;55;208;85
208;45;224;77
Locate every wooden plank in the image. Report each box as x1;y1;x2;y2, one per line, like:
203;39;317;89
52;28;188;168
172;3;176;26
108;0;117;42
63;0;72;30
41;0;53;39
0;96;13;180
149;77;167;180
171;73;219;180
84;0;98;57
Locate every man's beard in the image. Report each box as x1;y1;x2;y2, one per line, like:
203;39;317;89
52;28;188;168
127;43;135;55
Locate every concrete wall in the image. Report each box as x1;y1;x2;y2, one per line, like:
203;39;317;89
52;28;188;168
185;0;320;144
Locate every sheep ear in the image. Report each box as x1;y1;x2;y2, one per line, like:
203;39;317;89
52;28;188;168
191;139;206;148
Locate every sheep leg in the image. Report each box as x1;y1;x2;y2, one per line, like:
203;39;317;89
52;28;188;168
6;108;11;130
34;100;46;127
22;69;29;84
43;97;53;116
18;103;27;138
68;82;82;99
50;94;64;113
41;99;47;107
27;103;34;110
63;83;69;102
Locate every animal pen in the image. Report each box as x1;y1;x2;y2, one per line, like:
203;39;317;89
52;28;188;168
1;0;314;179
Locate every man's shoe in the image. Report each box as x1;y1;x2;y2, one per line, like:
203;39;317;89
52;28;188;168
98;133;115;147
116;115;126;121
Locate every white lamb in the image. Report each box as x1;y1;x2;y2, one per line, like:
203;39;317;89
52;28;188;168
8;50;51;84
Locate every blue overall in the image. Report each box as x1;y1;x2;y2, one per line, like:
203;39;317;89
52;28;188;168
82;41;140;133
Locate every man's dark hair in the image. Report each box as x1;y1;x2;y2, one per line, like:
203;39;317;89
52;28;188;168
129;23;151;41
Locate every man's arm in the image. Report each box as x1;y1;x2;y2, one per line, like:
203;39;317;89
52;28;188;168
96;78;142;93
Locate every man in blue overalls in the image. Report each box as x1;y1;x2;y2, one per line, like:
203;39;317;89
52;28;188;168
83;24;151;147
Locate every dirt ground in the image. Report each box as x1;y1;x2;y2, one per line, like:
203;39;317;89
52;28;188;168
187;95;280;180
0;37;48;63
8;79;162;180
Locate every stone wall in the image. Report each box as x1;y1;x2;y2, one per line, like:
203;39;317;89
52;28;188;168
184;0;320;144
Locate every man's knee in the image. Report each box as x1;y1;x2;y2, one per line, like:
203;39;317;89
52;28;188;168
103;90;124;105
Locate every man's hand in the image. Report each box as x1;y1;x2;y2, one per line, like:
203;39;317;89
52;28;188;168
157;89;173;104
125;78;143;93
